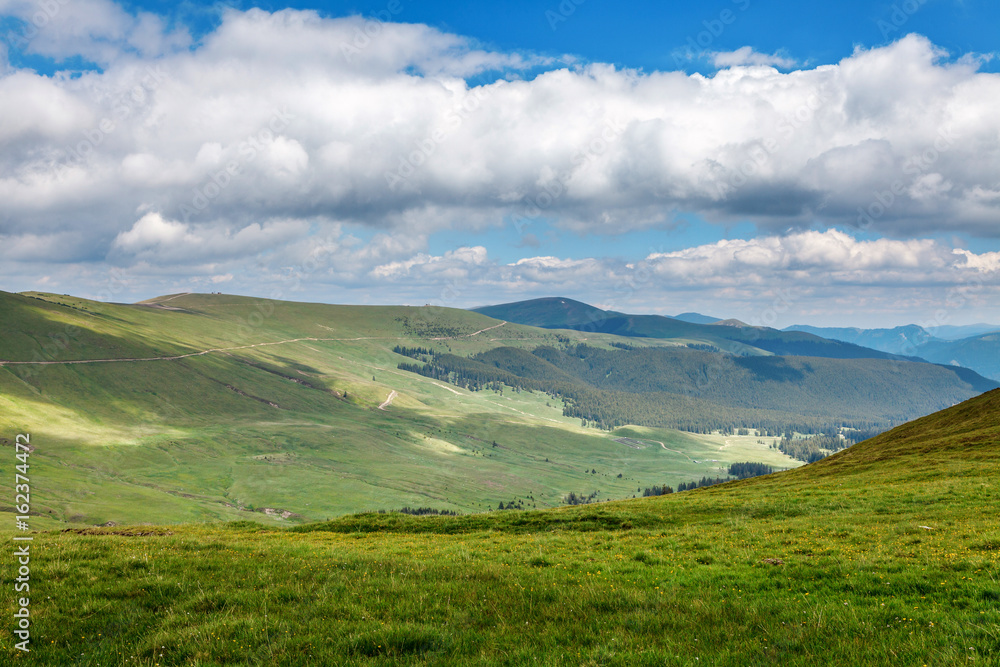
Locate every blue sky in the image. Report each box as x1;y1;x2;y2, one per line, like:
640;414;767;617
98;0;1000;75
1;0;998;327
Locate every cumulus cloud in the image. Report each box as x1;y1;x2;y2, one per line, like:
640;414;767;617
642;230;982;285
109;212;311;264
0;0;190;64
711;47;796;69
0;13;996;252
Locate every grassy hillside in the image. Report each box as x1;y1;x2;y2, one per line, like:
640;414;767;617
3;390;998;665
0;291;804;525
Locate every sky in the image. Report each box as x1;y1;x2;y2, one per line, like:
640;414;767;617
0;0;998;328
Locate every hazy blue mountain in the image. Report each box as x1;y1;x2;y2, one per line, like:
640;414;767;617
915;333;1000;381
785;324;1000;381
784;324;935;356
930;324;1000;340
673;312;721;324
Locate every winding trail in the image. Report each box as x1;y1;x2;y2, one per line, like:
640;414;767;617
378;390;399;411
432;321;506;340
653;440;696;461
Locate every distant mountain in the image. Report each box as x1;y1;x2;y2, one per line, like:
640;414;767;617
784;324;934;356
673;312;720;324
473;297;613;329
915;333;1000;382
472;298;916;362
785;324;1000;381
930;323;1000;340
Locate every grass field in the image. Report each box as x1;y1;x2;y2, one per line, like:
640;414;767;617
1;389;998;665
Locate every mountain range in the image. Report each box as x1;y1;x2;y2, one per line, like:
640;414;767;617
785;324;1000;381
471;297;1000;382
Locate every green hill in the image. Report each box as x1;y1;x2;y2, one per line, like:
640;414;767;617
6;389;998;665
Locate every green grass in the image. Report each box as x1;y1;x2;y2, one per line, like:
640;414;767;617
2;389;999;664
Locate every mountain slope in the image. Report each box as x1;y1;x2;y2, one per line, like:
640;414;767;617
410;343;998;431
673;311;721;324
914;332;1000;382
473;297;917;361
785;323;934;356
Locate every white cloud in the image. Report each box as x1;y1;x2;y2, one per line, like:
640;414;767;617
0;0;190;65
0;19;996;250
643;230;970;284
110;212;311;264
711;47;796;69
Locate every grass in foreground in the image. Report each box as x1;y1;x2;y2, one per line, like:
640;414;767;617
2;390;1000;665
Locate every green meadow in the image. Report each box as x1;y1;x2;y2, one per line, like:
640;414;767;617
1;388;998;665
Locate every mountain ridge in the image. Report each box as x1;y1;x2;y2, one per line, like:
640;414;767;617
472;297;921;362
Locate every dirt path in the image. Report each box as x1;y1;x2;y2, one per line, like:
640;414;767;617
654;440;696;461
431;321;506;340
378;390;398;410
